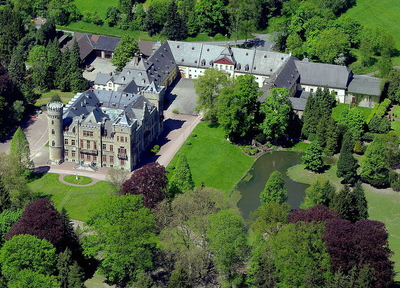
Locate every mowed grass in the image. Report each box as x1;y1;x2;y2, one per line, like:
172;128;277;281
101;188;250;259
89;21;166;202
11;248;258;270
28;173;112;221
342;0;400;50
35;90;76;106
332;103;372;122
288;162;400;280
75;0;118;18
63;175;93;185
167;122;254;194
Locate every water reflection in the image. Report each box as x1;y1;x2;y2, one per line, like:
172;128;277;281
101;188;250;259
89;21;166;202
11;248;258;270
236;151;309;219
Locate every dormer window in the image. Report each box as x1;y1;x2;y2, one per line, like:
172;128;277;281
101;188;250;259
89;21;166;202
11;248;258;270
192;47;194;50
177;45;180;48
245;64;249;71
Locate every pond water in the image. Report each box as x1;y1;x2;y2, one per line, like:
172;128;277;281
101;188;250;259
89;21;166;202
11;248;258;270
236;151;309;219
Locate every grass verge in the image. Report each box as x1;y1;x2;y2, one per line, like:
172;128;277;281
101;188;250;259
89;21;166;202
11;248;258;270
35;90;76;106
28;173;111;221
167;121;254;194
287;162;400;280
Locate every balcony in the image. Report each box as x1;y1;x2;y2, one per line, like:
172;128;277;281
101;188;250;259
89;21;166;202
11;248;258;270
117;153;128;160
79;148;98;155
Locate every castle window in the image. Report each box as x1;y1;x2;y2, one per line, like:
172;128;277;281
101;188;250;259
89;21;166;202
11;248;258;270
80;153;84;159
52;120;54;125
94;141;97;150
93;156;97;162
52;141;55;146
110;145;113;152
52;129;55;135
80;140;83;148
72;151;76;157
87;154;91;161
110;156;114;163
65;150;68;156
102;144;106;150
64;139;68;145
117;136;119;141
120;159;125;165
71;140;75;146
87;141;90;149
72;127;76;133
102;155;107;162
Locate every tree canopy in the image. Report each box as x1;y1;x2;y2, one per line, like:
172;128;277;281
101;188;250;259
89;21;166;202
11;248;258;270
260;171;288;205
111;35;140;71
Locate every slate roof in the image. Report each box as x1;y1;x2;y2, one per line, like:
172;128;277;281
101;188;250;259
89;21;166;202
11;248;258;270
347;75;382;96
289;97;308;111
295;60;352;89
63;89;156;129
94;73;113;85
138;40;156;57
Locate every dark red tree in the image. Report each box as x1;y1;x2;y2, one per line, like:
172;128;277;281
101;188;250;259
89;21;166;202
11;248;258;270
324;219;394;288
6;199;66;251
288;205;340;223
120;162;168;209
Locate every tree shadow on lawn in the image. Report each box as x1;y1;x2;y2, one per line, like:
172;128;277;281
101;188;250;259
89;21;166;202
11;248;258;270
28;166;51;182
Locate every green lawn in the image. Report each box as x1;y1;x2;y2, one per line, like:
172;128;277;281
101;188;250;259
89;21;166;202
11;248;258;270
341;0;400;50
391;121;400;136
167;122;254;194
392;105;400;118
35;90;76;106
28;173;112;221
331;104;372;122
287;162;400;280
75;0;118;18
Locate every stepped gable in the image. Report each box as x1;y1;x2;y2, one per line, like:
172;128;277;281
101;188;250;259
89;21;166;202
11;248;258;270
295;60;352;89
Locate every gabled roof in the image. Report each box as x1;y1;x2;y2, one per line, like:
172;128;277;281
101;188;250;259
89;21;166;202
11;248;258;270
94;73;113;85
347;75;382;96
295;60;352;89
214;58;234;65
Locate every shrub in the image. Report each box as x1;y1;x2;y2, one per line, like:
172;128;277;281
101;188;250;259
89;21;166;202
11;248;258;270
150;145;160;155
185;141;192;145
391;181;400;191
242;146;259;156
389;170;399;185
191;133;197;138
353;141;364;155
362;132;375;142
255;133;267;144
167;164;175;170
173;110;179;114
307;133;317;142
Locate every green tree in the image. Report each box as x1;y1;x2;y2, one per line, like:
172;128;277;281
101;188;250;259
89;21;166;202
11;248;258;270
217;74;261;139
339;108;365;139
260;171;288;205
272;222;333;287
8;45;26;89
163;1;187;40
169;154;195;196
331;184;368;223
10;127;33;174
27;45;47;88
111;35;140;71
56;248;84;288
143;5;163;37
301;178;335;209
0;234;57;282
55;48;71;91
0;209;22;244
207;209;248;285
322;117;339;155
250;201;291;237
311;27;350;63
83;194;158;285
193;0;229;36
105;167;130;195
260;88;292;143
0;8;25;65
360;138;389;186
156;187;237;285
302;140;324;172
8;269;60;288
336;131;358;184
194;68;228;121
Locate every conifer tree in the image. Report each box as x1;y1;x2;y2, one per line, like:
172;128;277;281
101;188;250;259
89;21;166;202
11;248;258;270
44;39;62;90
163;1;187;40
301;179;335;209
260;171;288;205
353;181;369;220
361;137;389;186
56;48;71;91
10;127;33;173
8;45;26;89
301;141;324;172
169;154;195;196
143;6;162;37
336;131;358;184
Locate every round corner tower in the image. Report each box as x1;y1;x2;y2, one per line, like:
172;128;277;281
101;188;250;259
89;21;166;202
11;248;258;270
47;102;64;165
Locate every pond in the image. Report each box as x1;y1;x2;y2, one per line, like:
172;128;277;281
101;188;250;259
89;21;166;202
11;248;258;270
236;151;309;219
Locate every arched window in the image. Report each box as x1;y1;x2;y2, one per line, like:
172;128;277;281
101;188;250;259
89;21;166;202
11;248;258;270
52;141;55;146
52;120;54;125
52;129;55;135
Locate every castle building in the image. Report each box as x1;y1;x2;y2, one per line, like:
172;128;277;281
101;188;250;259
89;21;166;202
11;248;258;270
48;86;162;171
